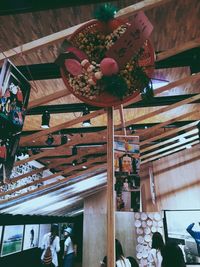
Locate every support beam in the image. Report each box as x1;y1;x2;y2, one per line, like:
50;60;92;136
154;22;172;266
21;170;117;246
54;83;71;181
107;107;115;267
119;105;127;136
28;89;71;109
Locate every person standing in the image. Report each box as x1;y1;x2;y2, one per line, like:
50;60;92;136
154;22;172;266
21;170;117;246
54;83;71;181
63;227;75;267
186;222;200;256
148;232;165;267
116;239;131;267
30;228;35;247
162;242;186;267
100;239;131;267
41;224;60;267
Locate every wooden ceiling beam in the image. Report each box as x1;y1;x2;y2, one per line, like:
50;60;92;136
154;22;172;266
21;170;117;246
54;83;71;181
140;121;198;146
9;144;107;183
0;156;107;198
141;134;199;160
14;142;70;166
152;73;200;96
114;73;200;131
0;22;87;62
118;92;200;129
141;140;199;164
20;109;105;144
116;0;172;19
141;128;198;153
16;132;106;166
57;155;106;171
0;163;107;204
139;109;200;137
28;89;71;109
156;37;200;62
0;0;170;63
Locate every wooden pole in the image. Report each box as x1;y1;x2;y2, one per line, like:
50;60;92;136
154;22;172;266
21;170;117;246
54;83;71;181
107;107;115;267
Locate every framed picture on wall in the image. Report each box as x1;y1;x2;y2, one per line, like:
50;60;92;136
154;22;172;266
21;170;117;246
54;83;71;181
23;224;40;250
38;224;51;248
1;225;24;257
0;226;3;245
164;210;200;265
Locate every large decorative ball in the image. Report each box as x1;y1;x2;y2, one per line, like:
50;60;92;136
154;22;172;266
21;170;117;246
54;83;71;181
100;57;119;76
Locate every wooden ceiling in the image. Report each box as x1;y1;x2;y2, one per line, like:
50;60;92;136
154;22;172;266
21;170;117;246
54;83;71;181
0;0;200;216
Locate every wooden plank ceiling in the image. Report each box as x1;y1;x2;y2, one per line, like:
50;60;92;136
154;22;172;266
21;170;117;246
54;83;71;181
0;0;200;216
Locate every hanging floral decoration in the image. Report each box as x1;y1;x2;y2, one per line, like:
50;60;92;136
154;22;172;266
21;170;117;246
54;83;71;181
59;4;155;107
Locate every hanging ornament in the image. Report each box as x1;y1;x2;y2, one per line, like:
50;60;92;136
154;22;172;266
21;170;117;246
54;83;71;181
94;4;122;33
58;6;155;107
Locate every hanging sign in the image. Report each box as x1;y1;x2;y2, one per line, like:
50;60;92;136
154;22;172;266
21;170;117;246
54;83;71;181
106;11;153;68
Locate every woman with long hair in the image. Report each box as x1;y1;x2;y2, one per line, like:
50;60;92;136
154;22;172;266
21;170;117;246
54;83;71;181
115;239;131;267
148;232;165;267
100;239;132;267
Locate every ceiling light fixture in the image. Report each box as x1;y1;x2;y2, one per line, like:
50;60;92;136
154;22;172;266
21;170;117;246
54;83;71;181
41;110;50;129
151;78;169;89
61;133;68;145
45;134;54;145
72;160;77;166
82;165;87;169
82;106;91;127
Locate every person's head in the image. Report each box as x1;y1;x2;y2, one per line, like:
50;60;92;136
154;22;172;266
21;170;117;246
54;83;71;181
162;242;186;267
152;232;165;252
50;223;59;236
64;227;72;237
127;256;139;267
115;239;124;261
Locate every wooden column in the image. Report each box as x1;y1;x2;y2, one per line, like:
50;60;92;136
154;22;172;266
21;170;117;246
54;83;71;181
107;107;115;267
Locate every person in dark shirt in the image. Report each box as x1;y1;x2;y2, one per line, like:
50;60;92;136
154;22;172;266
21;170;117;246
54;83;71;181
186;222;200;256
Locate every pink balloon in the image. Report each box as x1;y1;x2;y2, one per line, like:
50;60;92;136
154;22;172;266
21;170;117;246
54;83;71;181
100;58;119;76
65;59;82;76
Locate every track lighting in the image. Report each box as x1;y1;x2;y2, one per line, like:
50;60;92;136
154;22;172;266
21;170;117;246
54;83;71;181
190;64;200;75
72;160;77;166
82;106;91;127
45;134;54;145
61;134;68;145
72;146;77;155
41;110;50;129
